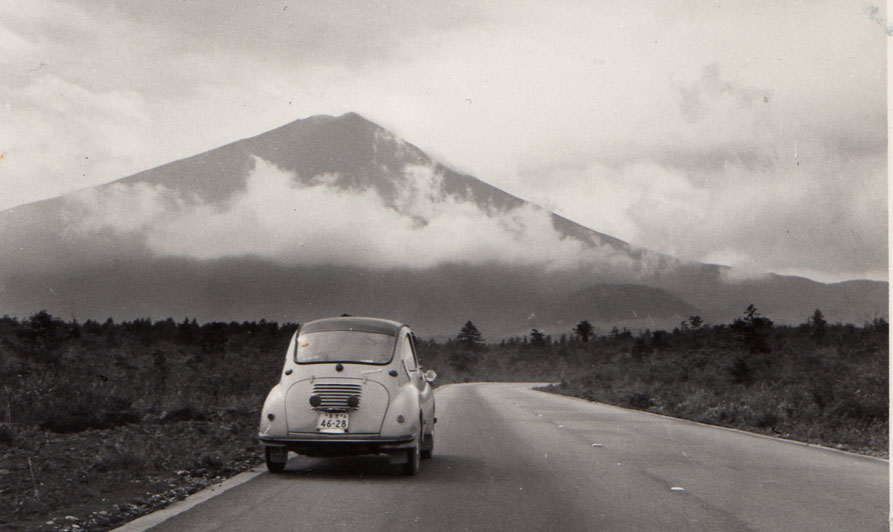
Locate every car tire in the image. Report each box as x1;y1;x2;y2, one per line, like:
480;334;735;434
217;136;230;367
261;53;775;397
402;425;422;476
421;428;434;459
265;447;287;474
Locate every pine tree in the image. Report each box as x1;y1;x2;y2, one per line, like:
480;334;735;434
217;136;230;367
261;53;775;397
529;328;546;347
456;321;484;350
731;304;773;353
573;320;594;343
808;309;827;344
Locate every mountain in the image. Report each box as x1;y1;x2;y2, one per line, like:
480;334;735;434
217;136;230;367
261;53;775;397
0;113;886;338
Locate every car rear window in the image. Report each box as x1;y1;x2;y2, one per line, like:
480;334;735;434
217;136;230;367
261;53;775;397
294;331;396;365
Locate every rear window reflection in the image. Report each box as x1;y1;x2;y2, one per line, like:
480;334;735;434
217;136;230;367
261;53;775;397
295;331;395;365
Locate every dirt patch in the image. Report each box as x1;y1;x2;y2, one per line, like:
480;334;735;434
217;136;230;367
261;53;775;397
0;410;262;532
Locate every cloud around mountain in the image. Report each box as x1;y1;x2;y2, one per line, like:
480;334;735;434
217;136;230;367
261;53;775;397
1;111;883;333
63;157;645;274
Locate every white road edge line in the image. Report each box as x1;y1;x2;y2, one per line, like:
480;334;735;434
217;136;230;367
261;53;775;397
110;466;267;531
113;382;462;531
530;385;889;463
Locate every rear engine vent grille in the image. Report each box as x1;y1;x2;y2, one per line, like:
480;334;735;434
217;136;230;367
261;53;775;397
312;383;362;409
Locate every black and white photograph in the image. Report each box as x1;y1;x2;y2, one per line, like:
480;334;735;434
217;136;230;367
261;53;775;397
0;1;888;530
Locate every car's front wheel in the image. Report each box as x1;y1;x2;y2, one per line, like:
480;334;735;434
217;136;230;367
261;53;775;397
265;447;287;474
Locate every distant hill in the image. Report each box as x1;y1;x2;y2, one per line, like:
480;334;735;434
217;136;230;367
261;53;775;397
0;112;885;338
561;284;701;323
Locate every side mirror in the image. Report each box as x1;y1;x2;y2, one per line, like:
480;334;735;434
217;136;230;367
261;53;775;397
424;369;437;384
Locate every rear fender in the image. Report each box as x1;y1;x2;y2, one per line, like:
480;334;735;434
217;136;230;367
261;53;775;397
259;384;287;438
380;386;420;440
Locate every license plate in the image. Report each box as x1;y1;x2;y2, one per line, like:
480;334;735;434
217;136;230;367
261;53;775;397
317;412;349;433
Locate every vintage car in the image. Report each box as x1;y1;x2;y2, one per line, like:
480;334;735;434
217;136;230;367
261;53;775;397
258;317;436;475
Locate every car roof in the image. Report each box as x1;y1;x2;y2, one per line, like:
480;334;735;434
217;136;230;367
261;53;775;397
300;317;407;336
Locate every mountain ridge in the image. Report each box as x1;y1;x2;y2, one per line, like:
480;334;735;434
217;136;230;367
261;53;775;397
0;112;885;337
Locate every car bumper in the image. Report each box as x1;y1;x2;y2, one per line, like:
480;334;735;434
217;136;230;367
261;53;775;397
259;433;415;457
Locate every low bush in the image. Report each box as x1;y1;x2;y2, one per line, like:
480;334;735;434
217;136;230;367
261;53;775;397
0;423;15;446
92;442;152;472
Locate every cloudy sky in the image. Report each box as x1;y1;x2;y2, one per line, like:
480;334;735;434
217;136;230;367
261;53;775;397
1;0;887;283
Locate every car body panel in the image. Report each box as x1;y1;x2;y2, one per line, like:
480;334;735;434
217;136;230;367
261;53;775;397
284;377;391;434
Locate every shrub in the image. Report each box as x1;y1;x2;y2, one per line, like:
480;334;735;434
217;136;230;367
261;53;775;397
160;406;207;423
625;391;653;409
92;442;151;472
39;393;137;433
728;357;754;385
749;408;781;429
0;423;15;446
198;453;224;469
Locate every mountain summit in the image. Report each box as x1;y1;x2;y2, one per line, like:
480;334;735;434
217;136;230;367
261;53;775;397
0;113;885;336
118;112;520;211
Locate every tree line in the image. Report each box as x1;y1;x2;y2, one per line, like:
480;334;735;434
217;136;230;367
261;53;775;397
453;305;838;354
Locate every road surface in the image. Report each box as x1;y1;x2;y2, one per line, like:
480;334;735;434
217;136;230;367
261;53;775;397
144;383;888;531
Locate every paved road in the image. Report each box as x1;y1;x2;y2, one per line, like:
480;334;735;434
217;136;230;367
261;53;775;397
147;383;888;532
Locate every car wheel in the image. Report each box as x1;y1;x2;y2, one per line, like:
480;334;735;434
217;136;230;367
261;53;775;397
402;425;422;476
265;447;287;474
421;427;434;459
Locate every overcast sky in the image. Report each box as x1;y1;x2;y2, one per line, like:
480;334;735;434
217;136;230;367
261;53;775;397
1;0;887;283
